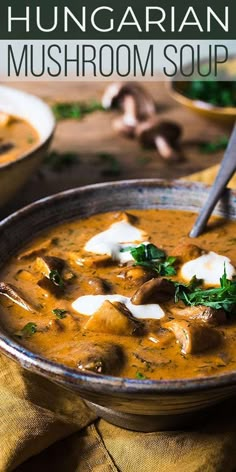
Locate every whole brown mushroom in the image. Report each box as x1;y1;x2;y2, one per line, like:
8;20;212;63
102;82;156;137
136;119;183;161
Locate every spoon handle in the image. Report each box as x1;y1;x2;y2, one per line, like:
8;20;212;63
190;124;236;238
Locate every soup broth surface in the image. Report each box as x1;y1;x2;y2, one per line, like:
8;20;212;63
0;113;39;165
0;209;235;380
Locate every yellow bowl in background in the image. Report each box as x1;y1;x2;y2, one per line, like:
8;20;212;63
169;58;236;126
0;86;55;207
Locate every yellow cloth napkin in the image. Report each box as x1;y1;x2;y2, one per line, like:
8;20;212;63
185;164;236;188
2;352;236;472
1;165;236;472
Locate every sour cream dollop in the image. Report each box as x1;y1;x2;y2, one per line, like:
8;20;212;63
84;220;147;263
72;294;165;320
181;251;235;286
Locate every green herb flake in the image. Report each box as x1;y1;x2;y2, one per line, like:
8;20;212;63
121;243;177;277
199;136;229;154
52;100;104;121
52;308;67;319
44;152;79;171
174;268;236;313
15;322;37;338
137;156;152;166
183;80;236;108
136;371;146;380
27;135;35;144
49;270;64;288
97;153;122;177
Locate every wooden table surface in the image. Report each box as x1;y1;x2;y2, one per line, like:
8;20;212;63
2;81;230;218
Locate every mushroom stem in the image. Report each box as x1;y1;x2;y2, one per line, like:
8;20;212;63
137;119;183;161
154;135;180;161
102;83;122;109
102;82;156;137
112;95;138;137
122;95;138;128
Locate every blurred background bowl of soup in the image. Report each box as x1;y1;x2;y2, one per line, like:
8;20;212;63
0;85;55;206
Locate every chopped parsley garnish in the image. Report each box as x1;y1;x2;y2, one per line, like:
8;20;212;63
44;151;79;171
174;276;202;302
122;243;177;276
15;322;37;338
27;135;35;144
52;308;67;319
174;269;236;313
49;270;64;287
199;136;228;154
97;153;122;177
183;80;236;108
52;101;103;121
136;371;146;380
137;156;152;166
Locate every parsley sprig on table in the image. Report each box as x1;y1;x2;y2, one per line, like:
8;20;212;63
44;151;79;171
174;270;236;313
97;153;122;177
121;243;177;276
199;136;229;154
52;101;103;121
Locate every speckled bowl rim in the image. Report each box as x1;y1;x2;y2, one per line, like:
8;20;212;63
1;179;236;395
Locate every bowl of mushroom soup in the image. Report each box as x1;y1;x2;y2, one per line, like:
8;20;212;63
0;179;236;432
0;85;55;206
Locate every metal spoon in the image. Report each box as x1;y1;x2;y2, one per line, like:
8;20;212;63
190;124;236;238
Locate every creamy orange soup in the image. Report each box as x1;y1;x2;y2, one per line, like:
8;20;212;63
0;209;235;380
0;112;39;165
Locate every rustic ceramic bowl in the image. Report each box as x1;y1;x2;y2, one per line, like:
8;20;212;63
0;179;236;432
0;85;55;206
169;81;236;126
168;57;236;126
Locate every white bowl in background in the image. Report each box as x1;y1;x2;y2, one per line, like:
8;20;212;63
0;85;55;206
